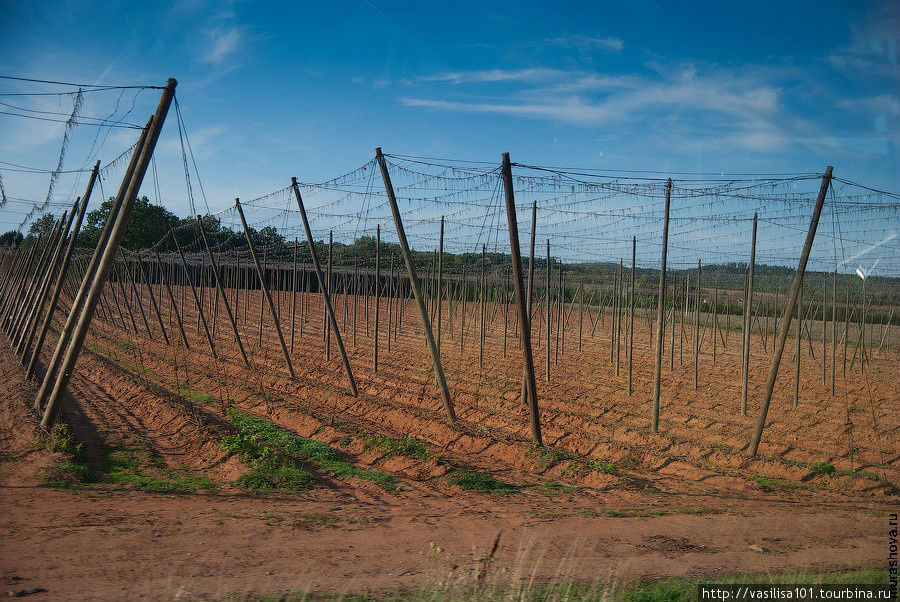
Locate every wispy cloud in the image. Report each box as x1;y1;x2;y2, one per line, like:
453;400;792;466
543;34;623;52
203;26;245;65
402;64;790;150
417;68;567;85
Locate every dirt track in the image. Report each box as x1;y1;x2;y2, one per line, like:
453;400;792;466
1;285;897;600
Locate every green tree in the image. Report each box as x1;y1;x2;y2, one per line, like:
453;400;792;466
28;213;58;240
78;196;179;249
0;230;23;247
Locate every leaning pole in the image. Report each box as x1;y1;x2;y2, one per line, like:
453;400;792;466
749;166;832;455
40;79;178;429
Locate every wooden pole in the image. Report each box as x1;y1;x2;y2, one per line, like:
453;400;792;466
741;212;758;415
374;224;380;371
39;80;176;428
234;200;294;377
375;148;455;420
290;179;357;395
822;278;827;385
326;231;333;359
153;250;189;349
137;256;169;345
713;286;718;364
618;259;625;374
479;244;486;367
198;215;250;367
437;217;444;349
291;238;298;353
174;234;217;357
546;240;551;382
694;259;701;391
652;179;672;433
750;166;832;455
831;270;836;395
794;280;802;407
500;152;542;446
628;236;636;395
25;189;92;379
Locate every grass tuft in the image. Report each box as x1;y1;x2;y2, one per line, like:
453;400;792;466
446;468;518;494
365;434;431;461
225;410;396;491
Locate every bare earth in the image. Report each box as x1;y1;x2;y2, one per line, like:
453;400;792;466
1;287;896;600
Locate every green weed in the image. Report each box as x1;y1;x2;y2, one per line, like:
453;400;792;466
365;434;431;460
446;468;518;494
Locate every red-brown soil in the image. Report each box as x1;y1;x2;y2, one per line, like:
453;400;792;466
1;283;896;600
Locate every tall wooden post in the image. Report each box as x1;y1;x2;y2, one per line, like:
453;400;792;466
750;166;832;455
375;148;455;421
39;80;176;428
24;186;92;379
15;207;74;355
136;256;169;345
713;286;718;364
153;250;189;349
652;179;672;433
822;278;826;385
290;179;357;395
198;216;250;367
291;238;298;353
831;270;836;395
794;282;802;407
500;152;542;446
437;216;444;349
235;200;294;377
326;231;333;360
694;259;701;391
374;224;380;371
546;240;551;382
628;236;636;395
741;213;757;414
479;244;486;367
174;234;217;357
616;259;623;375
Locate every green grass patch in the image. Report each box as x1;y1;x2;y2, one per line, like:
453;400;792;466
535;480;578;495
811;461;836;476
37;424;94;488
446;468;518;494
747;475;800;490
590;459;619;475
365;434;431;460
225;410;396;491
527;445;573;469
39;459;94;488
103;449;218;494
184;388;216;405
230;566;888;601
221;429;316;493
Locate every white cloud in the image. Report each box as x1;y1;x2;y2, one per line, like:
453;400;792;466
203;26;244;65
544;35;623;52
418;68;567;85
402;65;787;151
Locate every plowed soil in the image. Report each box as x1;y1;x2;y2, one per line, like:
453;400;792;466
1;282;896;600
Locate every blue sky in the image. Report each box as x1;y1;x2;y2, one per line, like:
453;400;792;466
0;0;897;229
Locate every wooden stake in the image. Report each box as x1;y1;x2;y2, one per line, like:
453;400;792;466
290;180;357;395
741;213;757;415
198;216;249;367
500;152;542;446
652;178;672;433
375;149;454;419
750;166;831;455
235;201;293;376
628;237;636;395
